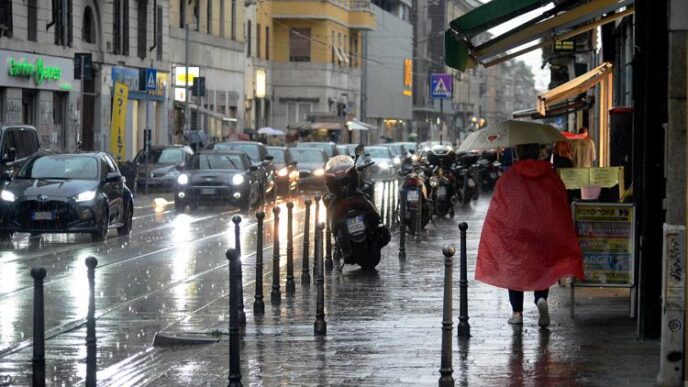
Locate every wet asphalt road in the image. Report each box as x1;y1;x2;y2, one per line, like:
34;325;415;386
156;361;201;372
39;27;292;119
0;183;659;386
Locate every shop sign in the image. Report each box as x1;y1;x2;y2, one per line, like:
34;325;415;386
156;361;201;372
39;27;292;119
8;57;62;86
112;67;166;101
110;82;129;161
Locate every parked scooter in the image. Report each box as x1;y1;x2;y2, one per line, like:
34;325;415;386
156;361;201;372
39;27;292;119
476;150;501;192
398;152;433;234
426;147;457;218
453;152;480;207
323;145;391;270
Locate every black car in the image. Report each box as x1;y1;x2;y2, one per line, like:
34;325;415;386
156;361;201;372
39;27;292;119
123;145;194;191
290;147;328;190
266;146;299;196
206;141;276;202
0;152;134;241
174;151;261;212
296;142;338;159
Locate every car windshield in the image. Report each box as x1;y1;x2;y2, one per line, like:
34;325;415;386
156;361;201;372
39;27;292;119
213;143;260;160
136;148;183;164
19;155;99;180
297;143;333;158
290;148;325;163
387;145;404;156
366;148;390;158
190;154;246;170
267;149;286;163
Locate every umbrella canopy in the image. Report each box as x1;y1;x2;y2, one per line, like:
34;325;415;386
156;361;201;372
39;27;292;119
346;120;374;131
287;121;313;130
258;127;285;136
458;120;566;152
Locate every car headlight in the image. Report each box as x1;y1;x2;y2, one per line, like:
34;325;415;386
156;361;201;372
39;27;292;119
313;168;325;177
232;174;245;185
277;167;289;177
1;190;15;202
177;174;189;185
75;190;97;202
379;163;390;170
289;170;300;179
393;157;401;165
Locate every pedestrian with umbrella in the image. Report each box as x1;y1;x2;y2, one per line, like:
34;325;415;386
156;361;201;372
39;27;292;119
460;120;584;328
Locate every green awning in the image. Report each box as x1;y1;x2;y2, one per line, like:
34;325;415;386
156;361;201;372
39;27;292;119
449;0;545;38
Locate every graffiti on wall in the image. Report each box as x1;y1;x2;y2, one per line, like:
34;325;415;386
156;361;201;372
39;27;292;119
4;99;21;124
38;100;55;146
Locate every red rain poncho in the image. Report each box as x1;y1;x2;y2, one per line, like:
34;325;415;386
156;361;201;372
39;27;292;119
475;159;583;291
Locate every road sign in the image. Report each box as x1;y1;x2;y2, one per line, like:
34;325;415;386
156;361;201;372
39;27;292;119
145;68;157;90
430;73;453;99
192;77;206;97
74;53;92;80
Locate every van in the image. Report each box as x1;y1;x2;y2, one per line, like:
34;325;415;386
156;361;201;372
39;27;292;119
0;125;41;179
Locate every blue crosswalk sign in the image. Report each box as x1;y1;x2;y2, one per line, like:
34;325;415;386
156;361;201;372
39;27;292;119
145;68;157;91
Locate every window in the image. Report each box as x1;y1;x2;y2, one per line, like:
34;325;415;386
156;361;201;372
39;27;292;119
156;6;163;60
220;0;225;36
349;35;353;67
137;0;147;59
52;0;73;46
286;102;312;125
82;6;95;43
207;0;212;34
246;20;251;57
0;0;12;38
28;0;37;41
256;23;261;59
113;0;129;55
337;32;341;65
231;0;236;40
331;31;335;64
289;28;311;62
193;0;199;31
179;0;185;28
265;26;270;60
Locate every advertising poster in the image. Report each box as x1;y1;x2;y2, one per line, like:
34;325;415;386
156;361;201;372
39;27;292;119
110;82;129;161
573;202;635;287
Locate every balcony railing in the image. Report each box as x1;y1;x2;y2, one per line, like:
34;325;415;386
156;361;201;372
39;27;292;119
273;0;370;10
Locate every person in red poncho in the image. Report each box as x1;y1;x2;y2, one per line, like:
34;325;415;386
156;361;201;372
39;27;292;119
475;143;583;327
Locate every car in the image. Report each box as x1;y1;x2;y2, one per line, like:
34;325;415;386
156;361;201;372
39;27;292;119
378;143;408;167
206;141;276;202
0;152;134;242
124;145;194;191
174;151;262;212
289;147;328;190
296;142;338;159
267;146;299;197
364;146;396;178
0;125;41;184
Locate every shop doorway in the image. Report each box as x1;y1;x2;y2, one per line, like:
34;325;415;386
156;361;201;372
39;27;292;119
22;90;36;125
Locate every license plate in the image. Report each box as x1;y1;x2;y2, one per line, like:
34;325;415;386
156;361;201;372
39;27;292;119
468;179;476;188
201;188;217;195
437;186;447;197
407;190;419;202
346;215;366;235
32;211;54;221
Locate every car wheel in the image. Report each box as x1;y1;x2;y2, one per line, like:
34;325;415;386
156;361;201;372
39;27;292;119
91;210;109;242
117;203;133;236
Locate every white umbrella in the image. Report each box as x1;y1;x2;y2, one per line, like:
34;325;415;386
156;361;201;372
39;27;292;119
257;127;285;136
458;120;566;152
347;119;375;131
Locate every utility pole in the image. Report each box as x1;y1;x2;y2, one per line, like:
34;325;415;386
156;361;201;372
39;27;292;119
185;24;190;134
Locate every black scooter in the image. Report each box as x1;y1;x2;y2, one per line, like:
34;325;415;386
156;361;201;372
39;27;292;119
323;145;391;270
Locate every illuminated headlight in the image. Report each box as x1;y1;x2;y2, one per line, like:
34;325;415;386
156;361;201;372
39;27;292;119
289;170;299;179
393;157;401;165
75;190;97;202
411;154;420;162
1;190;15;202
313;168;325;177
177;174;189;185
379;163;390;170
232;174;245;185
277;167;289;177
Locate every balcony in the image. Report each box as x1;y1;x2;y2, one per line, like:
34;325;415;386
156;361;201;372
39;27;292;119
272;0;376;30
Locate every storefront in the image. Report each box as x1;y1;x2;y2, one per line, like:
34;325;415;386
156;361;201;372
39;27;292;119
0;49;76;151
110;66;169;160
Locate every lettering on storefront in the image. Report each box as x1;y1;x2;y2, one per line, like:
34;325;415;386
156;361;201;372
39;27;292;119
8;58;62;86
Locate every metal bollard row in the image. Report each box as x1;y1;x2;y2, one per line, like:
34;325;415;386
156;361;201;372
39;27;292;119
302;199;312;286
226;248;243;387
457;222;471;338
254;211;266;314
232;216;246;327
286;202;296;295
85;257;98;387
398;190;406;260
30;267;46;387
314;222;327;336
271;207;281;305
439;245;456;387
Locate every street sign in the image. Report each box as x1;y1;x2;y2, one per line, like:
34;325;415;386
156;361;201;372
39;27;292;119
74;53;92;80
145;68;157;90
192;76;206;97
430;73;453;99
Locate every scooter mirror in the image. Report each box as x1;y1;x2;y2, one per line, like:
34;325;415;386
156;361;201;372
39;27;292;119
355;144;365;156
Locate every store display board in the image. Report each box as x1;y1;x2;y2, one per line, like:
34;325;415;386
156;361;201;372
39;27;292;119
572;202;635;287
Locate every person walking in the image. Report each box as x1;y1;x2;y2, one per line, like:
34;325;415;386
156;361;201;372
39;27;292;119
571;127;596;168
552;140;574;169
475;143;584;327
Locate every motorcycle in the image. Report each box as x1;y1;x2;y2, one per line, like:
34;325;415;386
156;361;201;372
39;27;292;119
323;145;391;270
476;150;501;192
453;152;480;207
426;148;457;218
398;152;433;234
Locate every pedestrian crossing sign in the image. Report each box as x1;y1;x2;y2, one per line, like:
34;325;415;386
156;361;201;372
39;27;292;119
145;68;157;91
430;73;453;99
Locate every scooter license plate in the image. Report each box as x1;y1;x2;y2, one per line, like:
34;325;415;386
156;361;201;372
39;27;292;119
32;211;54;221
468;179;476;188
201;188;217;195
407;190;419;202
346;215;366;235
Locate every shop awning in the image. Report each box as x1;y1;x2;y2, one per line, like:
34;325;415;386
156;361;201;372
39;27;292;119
312;122;342;130
513;96;594;120
446;0;633;71
537;62;613;115
449;0;545;39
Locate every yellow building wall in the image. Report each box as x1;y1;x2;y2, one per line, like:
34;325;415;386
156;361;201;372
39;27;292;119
273;19;362;66
256;1;274;60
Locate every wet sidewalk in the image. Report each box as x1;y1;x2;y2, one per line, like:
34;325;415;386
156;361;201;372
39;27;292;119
95;197;658;386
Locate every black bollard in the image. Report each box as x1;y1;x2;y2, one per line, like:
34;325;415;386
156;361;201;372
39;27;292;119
439;246;456;387
415;186;423;243
226;249;243;387
457;222;471;338
387;180;393;226
271;207;281;304
31;267;46;387
254;211;265;314
286;202;296;295
314;223;327;336
85;257;98;387
325;208;333;272
380;180;386;225
392;179;398;228
398;191;406;260
232;216;246;327
313;196;321;278
301;199;312;286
